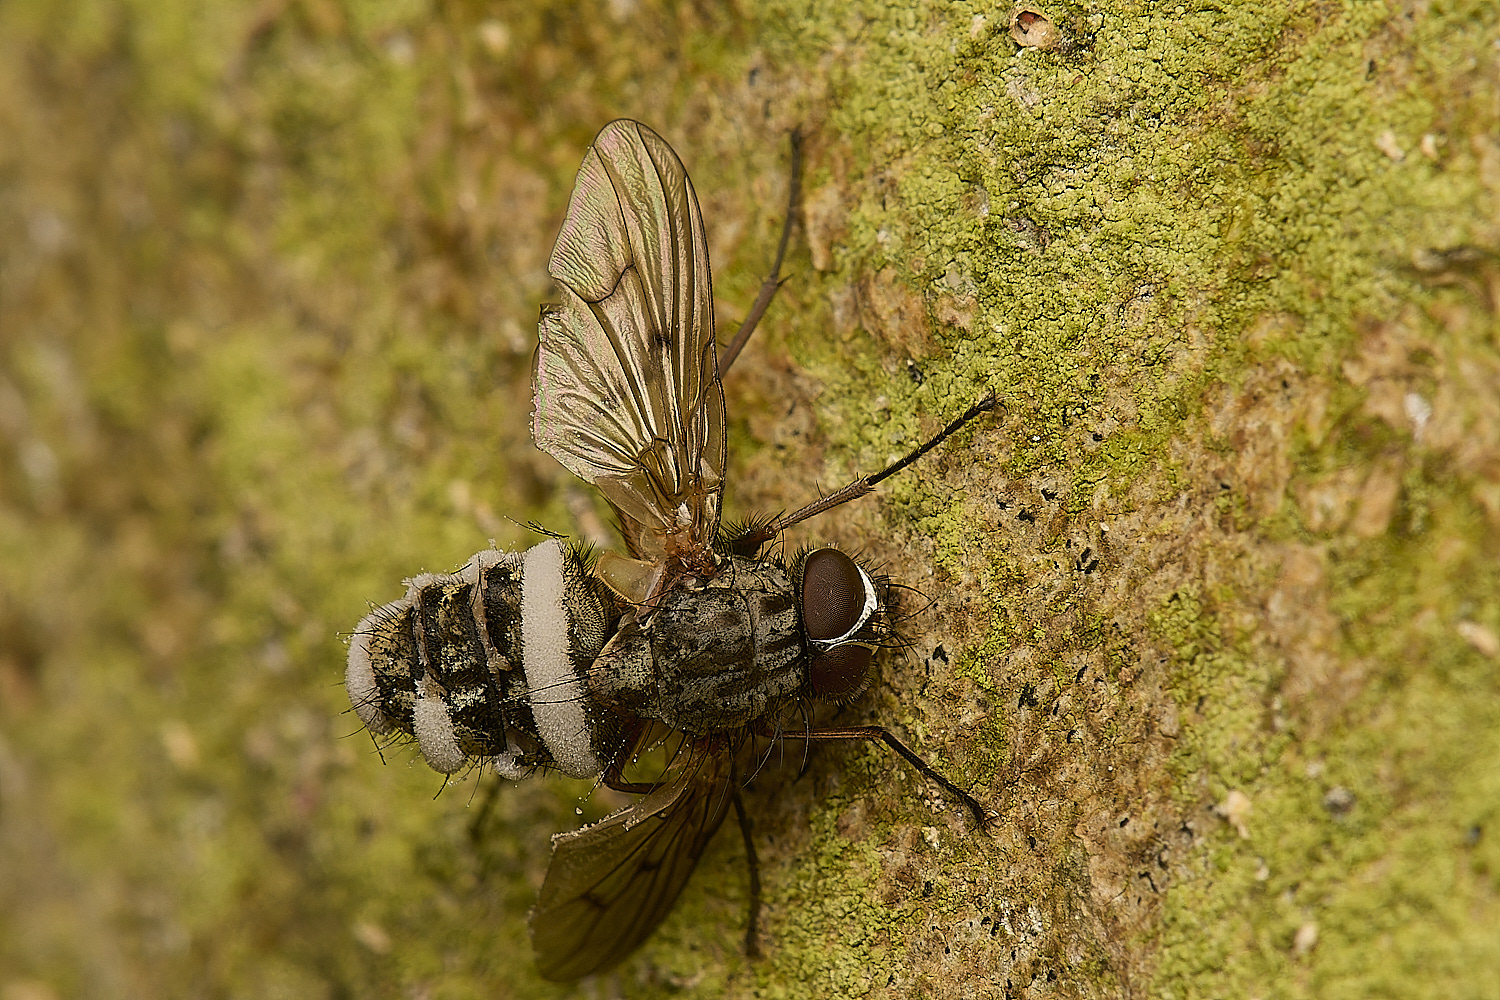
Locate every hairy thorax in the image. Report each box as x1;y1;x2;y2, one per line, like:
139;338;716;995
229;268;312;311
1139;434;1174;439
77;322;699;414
590;557;806;734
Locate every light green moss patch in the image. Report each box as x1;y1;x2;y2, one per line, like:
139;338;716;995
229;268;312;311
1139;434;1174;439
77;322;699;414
756;0;1500;996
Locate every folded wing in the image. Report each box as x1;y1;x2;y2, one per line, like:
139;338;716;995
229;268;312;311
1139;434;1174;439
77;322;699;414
529;770;733;981
533;120;726;557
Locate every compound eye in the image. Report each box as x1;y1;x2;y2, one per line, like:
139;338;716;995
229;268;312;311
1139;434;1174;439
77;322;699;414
801;548;866;642
810;643;872;701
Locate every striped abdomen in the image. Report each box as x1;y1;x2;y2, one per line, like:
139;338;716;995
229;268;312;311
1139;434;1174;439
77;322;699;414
345;539;622;778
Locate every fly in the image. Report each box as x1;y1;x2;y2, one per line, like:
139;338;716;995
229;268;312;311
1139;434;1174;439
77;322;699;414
345;120;996;981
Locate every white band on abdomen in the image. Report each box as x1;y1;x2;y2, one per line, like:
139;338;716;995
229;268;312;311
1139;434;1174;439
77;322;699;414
521;540;602;778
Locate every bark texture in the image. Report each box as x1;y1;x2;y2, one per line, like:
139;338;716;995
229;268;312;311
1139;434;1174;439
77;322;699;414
0;1;1496;997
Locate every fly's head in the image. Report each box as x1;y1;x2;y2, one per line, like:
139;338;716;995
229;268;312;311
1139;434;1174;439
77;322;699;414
793;547;895;704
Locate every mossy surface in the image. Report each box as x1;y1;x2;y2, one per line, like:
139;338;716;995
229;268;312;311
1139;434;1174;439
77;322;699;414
1;1;1496;998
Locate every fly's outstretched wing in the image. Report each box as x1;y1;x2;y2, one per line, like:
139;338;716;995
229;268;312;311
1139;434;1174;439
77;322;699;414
529;770;733;981
533;120;726;559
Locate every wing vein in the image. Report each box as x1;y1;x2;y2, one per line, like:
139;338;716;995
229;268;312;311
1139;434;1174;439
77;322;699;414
532;120;725;555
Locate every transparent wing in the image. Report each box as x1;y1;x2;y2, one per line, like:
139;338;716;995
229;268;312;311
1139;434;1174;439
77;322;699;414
533;119;726;555
529;770;733;981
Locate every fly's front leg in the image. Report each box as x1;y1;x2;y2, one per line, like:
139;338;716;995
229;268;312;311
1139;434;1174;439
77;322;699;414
782;725;993;830
717;128;803;377
725;513;781;559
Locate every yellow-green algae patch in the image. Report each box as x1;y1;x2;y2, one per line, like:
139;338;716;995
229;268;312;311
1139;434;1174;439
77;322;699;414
1;0;1498;997
752;0;1500;996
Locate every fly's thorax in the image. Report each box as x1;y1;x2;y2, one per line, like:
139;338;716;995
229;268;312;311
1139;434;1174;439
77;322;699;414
345;538;622;779
588;557;805;735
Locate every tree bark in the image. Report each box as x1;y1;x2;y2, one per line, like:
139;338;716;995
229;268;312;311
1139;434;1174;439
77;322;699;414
0;1;1495;997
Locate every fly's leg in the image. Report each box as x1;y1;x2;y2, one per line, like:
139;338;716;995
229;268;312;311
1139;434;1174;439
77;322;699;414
781;725;992;831
467;776;511;881
717;128;803;377
599;724;717;795
731;784;762;958
731;393;1001;556
600;719;671;795
603;776;671;794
